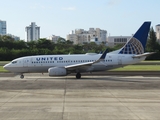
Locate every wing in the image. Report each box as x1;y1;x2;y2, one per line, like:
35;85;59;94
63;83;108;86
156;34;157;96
65;49;108;71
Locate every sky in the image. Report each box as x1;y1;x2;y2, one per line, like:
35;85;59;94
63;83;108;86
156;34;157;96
0;0;159;40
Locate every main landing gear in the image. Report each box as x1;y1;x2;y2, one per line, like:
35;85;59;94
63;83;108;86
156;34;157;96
20;74;24;79
76;72;81;79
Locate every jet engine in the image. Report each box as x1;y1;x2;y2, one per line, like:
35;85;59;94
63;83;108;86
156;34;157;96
48;67;67;76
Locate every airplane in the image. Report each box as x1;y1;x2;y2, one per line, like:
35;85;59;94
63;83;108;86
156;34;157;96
3;21;154;79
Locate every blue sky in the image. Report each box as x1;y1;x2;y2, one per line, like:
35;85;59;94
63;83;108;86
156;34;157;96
0;0;159;40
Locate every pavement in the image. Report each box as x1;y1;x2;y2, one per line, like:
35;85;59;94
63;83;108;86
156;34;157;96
0;73;160;120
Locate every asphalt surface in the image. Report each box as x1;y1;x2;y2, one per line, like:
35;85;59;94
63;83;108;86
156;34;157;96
0;73;160;120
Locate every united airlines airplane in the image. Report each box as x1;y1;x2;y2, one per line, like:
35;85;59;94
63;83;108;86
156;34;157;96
3;22;154;79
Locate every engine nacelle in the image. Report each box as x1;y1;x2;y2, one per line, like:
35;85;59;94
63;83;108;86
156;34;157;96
48;67;67;76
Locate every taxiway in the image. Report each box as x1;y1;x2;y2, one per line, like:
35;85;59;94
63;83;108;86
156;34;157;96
0;73;160;120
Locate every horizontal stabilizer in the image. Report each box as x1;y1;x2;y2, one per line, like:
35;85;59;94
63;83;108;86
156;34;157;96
132;52;155;58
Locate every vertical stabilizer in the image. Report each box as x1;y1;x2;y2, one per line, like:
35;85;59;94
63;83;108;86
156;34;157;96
118;22;151;54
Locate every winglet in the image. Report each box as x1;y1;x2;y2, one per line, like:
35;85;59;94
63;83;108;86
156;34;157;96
100;49;108;60
94;49;108;63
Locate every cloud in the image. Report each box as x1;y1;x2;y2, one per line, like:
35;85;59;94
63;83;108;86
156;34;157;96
107;0;121;7
62;7;76;11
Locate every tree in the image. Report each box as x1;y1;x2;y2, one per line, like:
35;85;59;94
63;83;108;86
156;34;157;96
112;44;124;51
36;38;54;50
27;40;36;49
57;37;66;44
0;35;14;41
145;27;160;60
66;40;73;45
146;27;159;52
14;40;28;49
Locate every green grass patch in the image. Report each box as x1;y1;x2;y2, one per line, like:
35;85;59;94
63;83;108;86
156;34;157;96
0;66;9;72
110;65;160;71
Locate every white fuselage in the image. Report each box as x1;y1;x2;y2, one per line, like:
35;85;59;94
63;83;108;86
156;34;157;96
4;53;146;74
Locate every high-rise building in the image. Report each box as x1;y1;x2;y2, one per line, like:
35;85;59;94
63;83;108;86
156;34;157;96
0;20;6;35
25;22;40;42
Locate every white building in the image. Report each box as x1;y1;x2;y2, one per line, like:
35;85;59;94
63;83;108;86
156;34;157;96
0;20;6;35
156;24;160;43
107;36;131;47
66;28;107;44
47;35;60;43
25;22;40;42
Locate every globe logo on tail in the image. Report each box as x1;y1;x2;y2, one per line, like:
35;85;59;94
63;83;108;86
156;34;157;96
119;37;144;54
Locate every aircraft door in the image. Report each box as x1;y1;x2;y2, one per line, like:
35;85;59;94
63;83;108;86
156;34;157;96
118;56;122;65
23;58;30;67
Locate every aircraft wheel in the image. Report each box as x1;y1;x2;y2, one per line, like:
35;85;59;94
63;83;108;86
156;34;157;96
76;73;81;79
20;74;24;79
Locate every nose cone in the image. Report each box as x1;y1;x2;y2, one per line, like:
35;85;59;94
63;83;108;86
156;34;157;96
3;64;10;71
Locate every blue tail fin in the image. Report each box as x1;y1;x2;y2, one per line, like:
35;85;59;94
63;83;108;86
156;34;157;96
119;22;151;54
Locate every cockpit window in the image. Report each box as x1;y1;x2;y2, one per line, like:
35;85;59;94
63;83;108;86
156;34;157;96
12;61;17;64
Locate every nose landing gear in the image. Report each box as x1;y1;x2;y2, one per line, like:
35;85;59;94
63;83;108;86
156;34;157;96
20;74;24;79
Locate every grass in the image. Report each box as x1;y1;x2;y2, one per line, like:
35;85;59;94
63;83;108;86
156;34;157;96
110;65;160;71
0;66;9;72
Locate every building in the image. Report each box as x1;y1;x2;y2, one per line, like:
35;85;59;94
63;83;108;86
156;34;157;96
107;36;131;47
0;20;6;35
25;22;40;42
47;35;60;43
156;24;160;43
66;28;107;44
